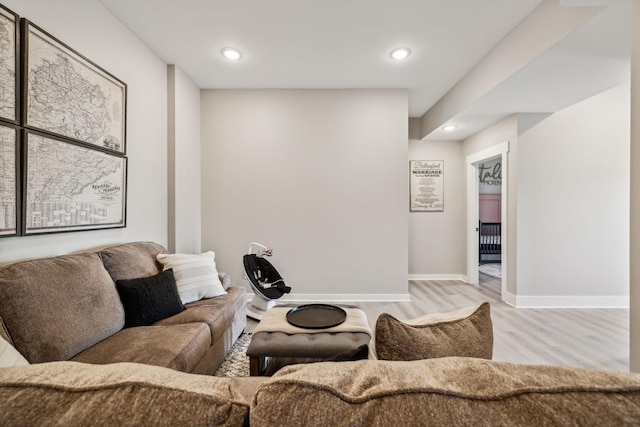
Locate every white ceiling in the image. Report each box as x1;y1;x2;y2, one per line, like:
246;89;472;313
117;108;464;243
427;0;631;140
99;0;630;140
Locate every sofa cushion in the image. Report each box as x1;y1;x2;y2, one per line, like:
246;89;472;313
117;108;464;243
154;286;246;343
99;241;167;282
251;358;640;426
115;269;185;327
156;251;227;304
0;252;124;363
374;302;493;361
0;361;250;426
71;323;211;373
0;334;29;367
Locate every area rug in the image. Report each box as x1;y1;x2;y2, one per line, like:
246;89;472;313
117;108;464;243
479;263;502;279
214;332;251;377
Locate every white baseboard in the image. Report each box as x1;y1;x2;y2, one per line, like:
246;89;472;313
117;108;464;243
408;274;468;282
503;292;517;307
247;293;411;303
504;293;629;308
249;292;629;308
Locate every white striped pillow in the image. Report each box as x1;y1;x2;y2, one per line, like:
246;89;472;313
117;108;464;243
0;335;29;368
156;252;227;304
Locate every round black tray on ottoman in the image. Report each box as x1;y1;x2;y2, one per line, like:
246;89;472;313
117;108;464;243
286;304;347;329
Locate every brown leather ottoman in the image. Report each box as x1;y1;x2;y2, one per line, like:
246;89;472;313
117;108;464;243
246;306;371;376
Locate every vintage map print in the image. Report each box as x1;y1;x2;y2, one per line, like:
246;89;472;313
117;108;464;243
25;132;126;234
0;125;16;235
0;6;17;122
26;23;126;153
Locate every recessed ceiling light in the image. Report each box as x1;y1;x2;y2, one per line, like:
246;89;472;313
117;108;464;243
443;125;457;132
221;47;243;61
389;47;411;61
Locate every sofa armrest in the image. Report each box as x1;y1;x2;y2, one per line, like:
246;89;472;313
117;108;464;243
0;361;252;426
219;272;232;290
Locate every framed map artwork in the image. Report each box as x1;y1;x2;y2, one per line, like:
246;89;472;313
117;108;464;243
23;131;127;235
0;123;18;236
0;4;18;123
22;21;127;154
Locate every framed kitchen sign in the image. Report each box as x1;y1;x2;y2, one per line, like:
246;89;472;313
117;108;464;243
0;123;19;236
23;130;127;235
22;20;127;154
0;4;19;124
410;160;444;212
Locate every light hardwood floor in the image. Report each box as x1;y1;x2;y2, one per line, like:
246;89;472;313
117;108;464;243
246;273;629;372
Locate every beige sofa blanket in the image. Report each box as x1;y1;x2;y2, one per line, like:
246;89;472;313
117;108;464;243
253;306;371;336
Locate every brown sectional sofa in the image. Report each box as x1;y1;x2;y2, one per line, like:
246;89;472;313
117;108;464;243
2;357;640;426
2;242;640;425
0;242;246;374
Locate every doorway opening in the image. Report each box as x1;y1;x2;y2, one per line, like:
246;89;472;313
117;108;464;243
478;156;502;284
466;142;509;302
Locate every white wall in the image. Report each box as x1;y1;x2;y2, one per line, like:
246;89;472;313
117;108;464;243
201;89;409;299
420;0;602;138
0;0;168;263
408;140;465;278
464;115;518;157
517;83;630;304
167;65;201;253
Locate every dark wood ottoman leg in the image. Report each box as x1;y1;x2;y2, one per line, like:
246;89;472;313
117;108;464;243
250;356;265;376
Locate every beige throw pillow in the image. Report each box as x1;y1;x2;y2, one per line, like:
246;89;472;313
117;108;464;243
374;302;493;361
156;251;226;304
0;335;29;368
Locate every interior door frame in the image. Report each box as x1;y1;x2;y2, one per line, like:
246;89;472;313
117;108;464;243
466;141;509;301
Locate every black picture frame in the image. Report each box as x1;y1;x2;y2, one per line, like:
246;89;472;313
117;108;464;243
0;4;19;125
21;19;127;154
22;130;127;235
0;122;19;237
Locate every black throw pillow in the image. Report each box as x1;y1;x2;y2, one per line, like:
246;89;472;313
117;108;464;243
116;269;185;327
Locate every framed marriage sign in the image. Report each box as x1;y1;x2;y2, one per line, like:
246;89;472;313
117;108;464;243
23;131;127;235
22;20;127;154
410;160;444;212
